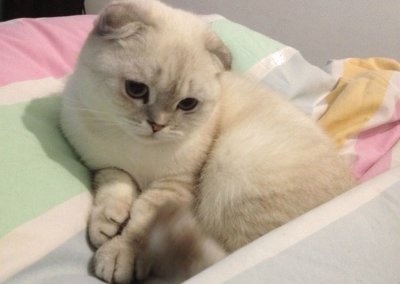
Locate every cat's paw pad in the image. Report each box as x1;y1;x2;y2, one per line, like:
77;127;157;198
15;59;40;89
88;200;131;248
93;236;135;284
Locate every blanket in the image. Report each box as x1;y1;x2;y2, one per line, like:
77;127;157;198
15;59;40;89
1;14;399;284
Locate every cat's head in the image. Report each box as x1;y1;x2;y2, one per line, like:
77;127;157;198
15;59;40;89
76;0;231;143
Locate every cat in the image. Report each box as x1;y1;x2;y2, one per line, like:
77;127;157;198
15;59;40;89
60;0;354;283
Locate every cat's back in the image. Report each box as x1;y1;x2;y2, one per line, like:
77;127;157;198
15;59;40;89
197;72;354;251
217;72;317;139
214;71;342;180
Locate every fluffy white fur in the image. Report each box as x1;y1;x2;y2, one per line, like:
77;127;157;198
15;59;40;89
60;0;354;283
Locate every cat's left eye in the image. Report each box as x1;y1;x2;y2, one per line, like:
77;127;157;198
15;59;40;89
177;98;198;111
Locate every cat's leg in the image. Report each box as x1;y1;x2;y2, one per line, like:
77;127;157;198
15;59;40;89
93;175;194;284
88;168;139;248
134;202;226;283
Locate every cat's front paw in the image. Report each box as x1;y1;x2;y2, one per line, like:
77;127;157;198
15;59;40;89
93;235;135;284
88;199;131;248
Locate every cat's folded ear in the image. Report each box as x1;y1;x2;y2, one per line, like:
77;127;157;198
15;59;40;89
94;0;153;40
205;32;232;70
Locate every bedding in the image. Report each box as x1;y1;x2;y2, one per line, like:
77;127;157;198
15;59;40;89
0;14;399;284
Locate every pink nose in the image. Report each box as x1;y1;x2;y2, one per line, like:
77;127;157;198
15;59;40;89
147;120;165;133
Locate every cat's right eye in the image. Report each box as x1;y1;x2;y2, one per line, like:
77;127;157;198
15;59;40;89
125;80;149;103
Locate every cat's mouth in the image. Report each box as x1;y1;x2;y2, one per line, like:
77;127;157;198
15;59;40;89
136;128;184;143
126;121;183;143
135;130;172;143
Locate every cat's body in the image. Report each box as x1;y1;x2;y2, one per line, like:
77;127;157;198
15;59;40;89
61;0;354;283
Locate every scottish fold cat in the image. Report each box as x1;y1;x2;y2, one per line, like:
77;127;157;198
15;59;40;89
60;0;354;283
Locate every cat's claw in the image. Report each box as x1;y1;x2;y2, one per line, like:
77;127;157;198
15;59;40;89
93;235;135;284
88;199;131;248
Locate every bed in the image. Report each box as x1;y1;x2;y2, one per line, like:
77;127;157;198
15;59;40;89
1;2;400;284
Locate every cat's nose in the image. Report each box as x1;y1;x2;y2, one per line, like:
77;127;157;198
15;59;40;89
147;120;165;133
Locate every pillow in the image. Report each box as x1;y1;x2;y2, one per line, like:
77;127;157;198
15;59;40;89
317;58;400;182
206;15;336;115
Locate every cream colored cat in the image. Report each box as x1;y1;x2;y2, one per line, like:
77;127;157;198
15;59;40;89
60;0;354;283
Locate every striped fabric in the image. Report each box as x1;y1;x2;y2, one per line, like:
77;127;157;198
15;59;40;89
0;16;94;283
1;14;399;284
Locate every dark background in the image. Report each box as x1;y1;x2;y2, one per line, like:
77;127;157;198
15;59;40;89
0;0;85;20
